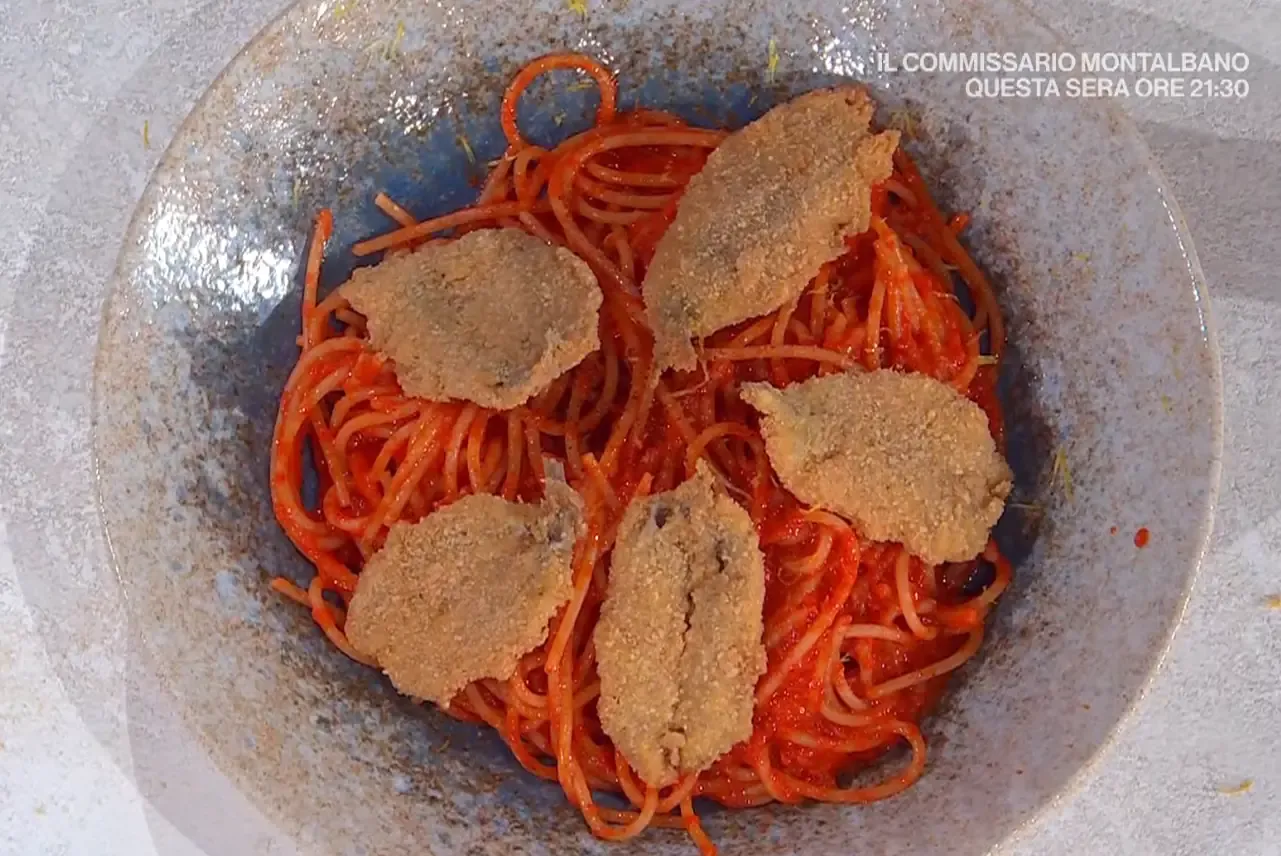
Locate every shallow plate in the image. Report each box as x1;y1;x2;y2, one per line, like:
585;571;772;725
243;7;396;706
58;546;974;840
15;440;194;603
92;0;1220;853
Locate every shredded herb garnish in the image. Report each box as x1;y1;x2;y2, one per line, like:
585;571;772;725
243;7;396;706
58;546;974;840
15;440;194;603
457;132;476;164
1052;447;1074;502
385;21;405;59
1218;779;1253;796
886;108;919;140
766;38;780;83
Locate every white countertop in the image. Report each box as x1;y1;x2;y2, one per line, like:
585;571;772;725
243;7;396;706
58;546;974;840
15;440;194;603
1;0;1278;853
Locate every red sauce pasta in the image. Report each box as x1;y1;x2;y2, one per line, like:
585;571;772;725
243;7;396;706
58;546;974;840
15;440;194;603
270;53;1013;855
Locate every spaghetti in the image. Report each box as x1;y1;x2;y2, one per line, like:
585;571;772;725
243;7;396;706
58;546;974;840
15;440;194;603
271;53;1011;854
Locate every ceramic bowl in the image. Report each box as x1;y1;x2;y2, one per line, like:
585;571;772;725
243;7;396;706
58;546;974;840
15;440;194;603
90;0;1220;853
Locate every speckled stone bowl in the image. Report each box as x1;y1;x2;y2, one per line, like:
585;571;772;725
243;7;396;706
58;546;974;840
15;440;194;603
92;0;1220;853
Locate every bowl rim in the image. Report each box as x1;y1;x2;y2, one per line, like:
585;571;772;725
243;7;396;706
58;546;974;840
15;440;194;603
990;1;1224;845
